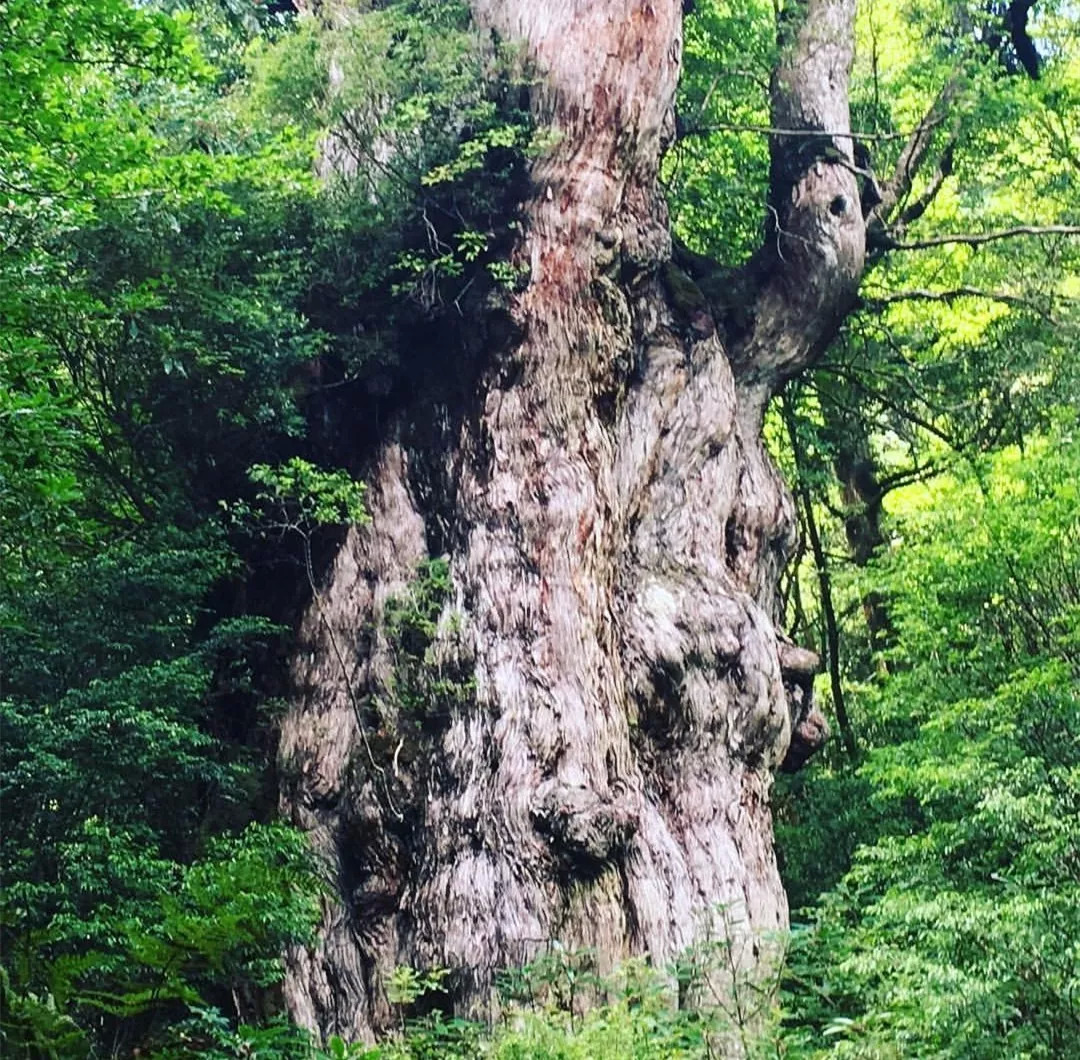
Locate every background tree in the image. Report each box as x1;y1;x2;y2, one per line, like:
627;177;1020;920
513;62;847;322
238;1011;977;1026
0;3;326;1054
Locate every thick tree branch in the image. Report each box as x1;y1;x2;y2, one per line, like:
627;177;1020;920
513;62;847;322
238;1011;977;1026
1006;0;1041;80
721;0;864;415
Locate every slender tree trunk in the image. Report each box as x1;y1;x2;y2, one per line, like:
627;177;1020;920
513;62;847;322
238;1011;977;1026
783;398;858;761
817;376;893;660
279;0;862;1042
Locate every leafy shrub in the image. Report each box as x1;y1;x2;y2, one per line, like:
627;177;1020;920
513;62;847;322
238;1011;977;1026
779;429;1080;1057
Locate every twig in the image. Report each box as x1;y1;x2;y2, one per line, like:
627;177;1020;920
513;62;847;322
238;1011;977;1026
861;286;1060;321
891;224;1080;250
679;121;946;143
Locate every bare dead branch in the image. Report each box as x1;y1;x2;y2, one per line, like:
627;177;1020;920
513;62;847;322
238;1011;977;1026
876;79;962;223
892;225;1080;250
861;285;1061;320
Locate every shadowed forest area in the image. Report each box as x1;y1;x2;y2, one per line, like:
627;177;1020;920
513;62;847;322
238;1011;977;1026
1;0;1078;1056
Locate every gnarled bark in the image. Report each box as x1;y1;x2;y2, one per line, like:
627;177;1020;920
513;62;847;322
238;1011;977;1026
279;0;863;1043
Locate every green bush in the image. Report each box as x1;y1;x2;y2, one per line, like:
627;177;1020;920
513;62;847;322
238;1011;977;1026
779;429;1080;1057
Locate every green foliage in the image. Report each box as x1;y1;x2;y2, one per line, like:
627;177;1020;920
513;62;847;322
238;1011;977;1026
387;965;450;1008
326;947;771;1060
130;824;321;993
249;458;370;529
0;352;97;594
382;558;475;725
0;3;330;1054
668;0;775;262
1;0;326;531
385;558;453;653
0;966;91;1060
761;0;1079;966
779;430;1080;1057
0;516;320;1053
150;1005;338;1060
248;0;535;323
3;0;1079;1056
0;0;197;215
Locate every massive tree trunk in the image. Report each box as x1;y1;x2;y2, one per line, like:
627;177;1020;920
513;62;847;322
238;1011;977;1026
279;0;863;1042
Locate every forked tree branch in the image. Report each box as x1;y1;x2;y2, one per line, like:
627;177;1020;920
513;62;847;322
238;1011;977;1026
877;461;941;494
876;79;962;223
896;135;957;228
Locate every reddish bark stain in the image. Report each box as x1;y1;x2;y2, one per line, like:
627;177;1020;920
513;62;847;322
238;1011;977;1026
577;512;594;549
591;82;611;126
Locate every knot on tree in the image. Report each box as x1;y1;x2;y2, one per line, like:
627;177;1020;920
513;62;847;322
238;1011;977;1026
531;780;637;877
662;262;717;340
777;640;828;772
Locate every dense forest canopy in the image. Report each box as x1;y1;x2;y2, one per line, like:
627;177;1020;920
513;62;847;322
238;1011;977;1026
0;0;1077;1056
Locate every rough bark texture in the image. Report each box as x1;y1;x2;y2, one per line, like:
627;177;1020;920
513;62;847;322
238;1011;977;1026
280;0;863;1043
